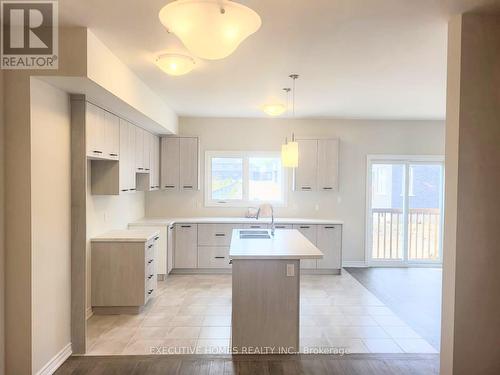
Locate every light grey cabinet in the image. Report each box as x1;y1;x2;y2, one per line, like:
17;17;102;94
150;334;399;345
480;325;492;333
179;137;199;191
293;224;318;269
294;138;339;192
104;111;120;160
127;121;137;192
294;139;318;191
317;139;339;191
149;134;160;190
86;102;106;158
167;225;174;274
135;126;145;172
160;137;180;190
174;224;198;268
316;225;342;270
119;119;131;193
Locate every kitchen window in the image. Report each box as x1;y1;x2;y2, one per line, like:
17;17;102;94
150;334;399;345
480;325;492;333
205;151;286;207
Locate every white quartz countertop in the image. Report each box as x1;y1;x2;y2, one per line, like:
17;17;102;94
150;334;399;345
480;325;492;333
129;217;344;226
229;229;324;260
91;229;160;242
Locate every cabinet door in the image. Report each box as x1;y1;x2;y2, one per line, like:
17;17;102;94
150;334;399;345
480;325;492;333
104;111;120;160
135;127;144;172
174;224;198;268
149;134;160;190
118;119;129;193
86;102;106;158
167;225;174;274
317;139;339;191
179;137;199;191
317;225;342;269
127;121;137;191
160;137;180;190
143;131;151;172
293;224;317;269
294;139;318;191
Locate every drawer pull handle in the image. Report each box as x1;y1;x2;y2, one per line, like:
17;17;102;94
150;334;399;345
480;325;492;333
181;225;191;228
120;189;129;192
130;188;136;191
250;225;261;228
301;186;311;190
148;274;154;280
325;226;335;229
165;185;175;188
275;226;286;229
183;185;193;189
92;150;102;154
145;168;150;171
154;236;159;241
109;153;118;157
323;187;333;190
148;244;153;249
229;260;233;264
148;259;154;264
215;233;225;237
214;256;225;259
300;226;310;229
148;289;154;295
138;168;144;170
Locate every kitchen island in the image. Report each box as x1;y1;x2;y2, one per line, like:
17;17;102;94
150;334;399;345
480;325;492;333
230;229;323;354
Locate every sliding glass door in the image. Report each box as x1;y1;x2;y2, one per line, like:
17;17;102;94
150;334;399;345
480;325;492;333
366;156;444;266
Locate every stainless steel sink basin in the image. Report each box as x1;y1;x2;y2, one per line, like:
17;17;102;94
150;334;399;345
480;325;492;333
239;230;271;239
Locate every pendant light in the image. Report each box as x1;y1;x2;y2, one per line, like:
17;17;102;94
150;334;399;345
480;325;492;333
282;75;299;168
155;54;196;76
158;0;262;60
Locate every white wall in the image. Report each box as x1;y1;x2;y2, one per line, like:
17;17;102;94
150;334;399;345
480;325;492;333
85;174;145;314
30;79;71;374
146;117;445;263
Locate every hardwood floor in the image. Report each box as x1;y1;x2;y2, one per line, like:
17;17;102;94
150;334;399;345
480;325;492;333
55;353;439;374
345;268;442;350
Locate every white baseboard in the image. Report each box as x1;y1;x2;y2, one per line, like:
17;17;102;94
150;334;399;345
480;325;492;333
36;343;72;375
86;306;93;320
342;261;368;268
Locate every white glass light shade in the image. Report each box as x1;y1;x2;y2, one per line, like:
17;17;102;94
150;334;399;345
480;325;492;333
282;141;298;168
155;54;195;76
263;104;286;116
158;0;262;60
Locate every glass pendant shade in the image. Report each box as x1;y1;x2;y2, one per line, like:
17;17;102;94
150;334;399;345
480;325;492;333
159;0;262;60
284;141;298;168
155;54;195;76
263;104;286;116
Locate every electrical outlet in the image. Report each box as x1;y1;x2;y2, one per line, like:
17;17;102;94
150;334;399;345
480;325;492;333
286;264;295;277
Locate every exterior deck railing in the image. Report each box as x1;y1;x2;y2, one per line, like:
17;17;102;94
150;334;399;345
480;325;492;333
372;208;441;261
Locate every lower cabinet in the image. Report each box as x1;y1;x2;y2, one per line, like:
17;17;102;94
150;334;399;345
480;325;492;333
198;246;231;268
174;224;198;268
317;224;342;270
293;224;318;269
129;224;169;277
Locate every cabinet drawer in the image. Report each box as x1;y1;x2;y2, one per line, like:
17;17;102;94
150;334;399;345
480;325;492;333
274;224;293;229
198;224;235;246
198;247;231;268
244;223;270;229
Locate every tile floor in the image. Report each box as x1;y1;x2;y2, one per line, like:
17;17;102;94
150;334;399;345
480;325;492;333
87;272;438;355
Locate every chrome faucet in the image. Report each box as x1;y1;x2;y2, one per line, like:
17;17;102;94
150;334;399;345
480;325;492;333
256;204;275;236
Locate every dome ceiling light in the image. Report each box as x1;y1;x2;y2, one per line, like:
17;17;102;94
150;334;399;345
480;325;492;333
155;53;196;76
263;87;290;117
158;0;262;60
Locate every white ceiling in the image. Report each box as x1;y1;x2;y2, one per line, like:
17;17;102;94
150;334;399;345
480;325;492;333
59;0;494;120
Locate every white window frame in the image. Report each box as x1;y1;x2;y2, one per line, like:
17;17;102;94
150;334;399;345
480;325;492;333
365;154;445;267
205;151;287;208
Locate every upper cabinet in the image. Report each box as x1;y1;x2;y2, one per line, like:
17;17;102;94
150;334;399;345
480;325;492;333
293;138;339;192
86;102;120;160
161;137;199;191
118;119;137;193
137;131;160;192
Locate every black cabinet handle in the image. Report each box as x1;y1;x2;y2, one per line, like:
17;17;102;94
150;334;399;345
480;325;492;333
154;236;159;241
121;189;128;192
130;188;136;191
148;274;154;280
147;289;153;295
214;256;225;259
138;167;144;170
215;233;225;237
145;168;150;171
275;225;287;229
109;153;118;157
92;150;102;154
325;226;335;229
301;186;311;190
165;185;175;188
183;185;193;189
323;187;333;190
147;259;154;264
250;225;261;228
148;244;153;249
300;226;310;229
181;225;191;228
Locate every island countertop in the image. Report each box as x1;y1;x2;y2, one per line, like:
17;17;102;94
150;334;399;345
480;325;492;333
229;229;324;260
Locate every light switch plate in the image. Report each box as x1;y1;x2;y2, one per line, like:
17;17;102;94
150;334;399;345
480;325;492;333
286;264;295;277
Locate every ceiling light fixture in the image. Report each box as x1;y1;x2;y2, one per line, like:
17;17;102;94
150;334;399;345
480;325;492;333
155;53;196;76
263;88;290;117
158;0;262;60
282;74;299;168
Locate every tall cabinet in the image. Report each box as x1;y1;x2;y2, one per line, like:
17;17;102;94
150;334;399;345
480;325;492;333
160;137;199;191
294;138;339;191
